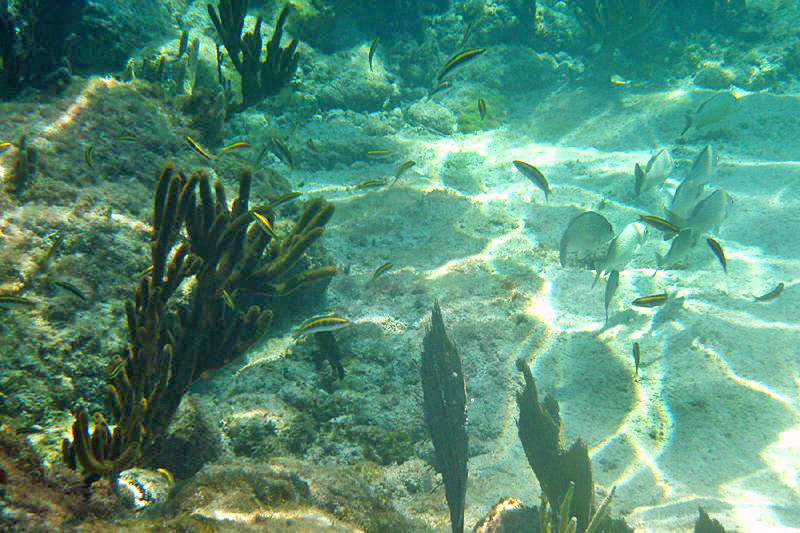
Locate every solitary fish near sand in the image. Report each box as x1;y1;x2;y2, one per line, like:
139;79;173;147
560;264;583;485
513;160;550;201
681;92;737;136
559;211;614;267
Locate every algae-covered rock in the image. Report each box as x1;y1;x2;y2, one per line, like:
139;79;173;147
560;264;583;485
694;64;734;89
441;151;487;195
405;100;457;135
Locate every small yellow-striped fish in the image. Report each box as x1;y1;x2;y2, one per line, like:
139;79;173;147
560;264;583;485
638;215;679;237
251;211;278;238
84;145;94;169
631;293;668;308
394;160;415;183
478;98;487;120
436;48;486;81
706;237;727;274
294;315;351;338
633;342;641;376
367;149;394;158
135;265;154;278
0;295;35;308
754;282;784;302
186;136;213;160
428;81;452;98
368;38;378;71
269;191;302;208
355;179;387;189
371;262;392;282
156;468;174;485
221;289;235;310
117;135;137;141
0;142;13;153
271;137;295;169
219;141;251;153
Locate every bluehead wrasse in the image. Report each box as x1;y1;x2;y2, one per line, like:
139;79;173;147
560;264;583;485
294;315;351;338
221;289;235;310
631;293;668;308
436;47;486;81
135;265;154;278
186;136;213;160
706;237;727;274
354;179;387;189
394;160;415;183
271;137;295;169
269;191;302;207
0;142;13;153
610;74;631;86
219;141;251;153
428;80;452;98
478;98;487;120
754;282;784;302
53;281;87;301
251;211;278;238
306;138;320;152
156;468;174;485
255;144;270;165
633;342;641;376
367;149;394;158
117;135;136;141
638;215;679;237
513;160;550;201
371;262;392;282
0;295;35;308
84;145;94;169
368;38;378;71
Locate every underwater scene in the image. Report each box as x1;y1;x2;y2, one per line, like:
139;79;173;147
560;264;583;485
1;0;800;531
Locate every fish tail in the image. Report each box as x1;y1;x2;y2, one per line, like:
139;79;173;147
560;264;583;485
680;115;692;136
592;269;602;289
652;253;662;277
634;163;645;196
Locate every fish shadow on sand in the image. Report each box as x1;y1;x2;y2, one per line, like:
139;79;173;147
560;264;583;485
598;308;638;333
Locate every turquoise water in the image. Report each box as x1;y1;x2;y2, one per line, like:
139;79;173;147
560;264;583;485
1;1;799;532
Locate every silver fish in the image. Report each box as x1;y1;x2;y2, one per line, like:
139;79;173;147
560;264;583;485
559;211;614;267
636;149;673;195
668;177;707;227
686;189;733;235
655;229;698;271
681;92;737;136
594;222;647;286
604;270;619;324
687;144;717;184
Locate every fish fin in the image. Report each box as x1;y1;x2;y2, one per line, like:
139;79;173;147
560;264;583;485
634;163;645;196
559;236;568;267
592;269;602;289
652;253;662;277
680;114;692;136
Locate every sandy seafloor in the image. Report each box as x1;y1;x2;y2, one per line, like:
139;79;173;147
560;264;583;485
285;83;800;531
2;12;800;533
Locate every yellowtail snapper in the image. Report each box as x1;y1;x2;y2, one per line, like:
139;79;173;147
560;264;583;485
754;282;784;302
294;315;351;338
706;237;727;274
513;160;550;201
631;293;668;308
271;137;295;169
436;48;486;82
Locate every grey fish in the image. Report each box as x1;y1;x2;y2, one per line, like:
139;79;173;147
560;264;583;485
655;229;698;272
635;149;673;195
681;92;737;136
668;177;707;227
559;211;614;267
686;189;733;235
594;222;647;287
687;144;717;184
604;270;619;324
754;282;784;302
513;160;550;201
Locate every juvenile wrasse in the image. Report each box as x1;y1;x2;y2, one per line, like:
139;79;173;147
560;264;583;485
394;160;415;183
633;342;641;376
186;136;213;160
53;281;87;301
631;293;668;308
368;38;378;71
269;191;302;208
219;141;250;153
271;137;295;169
355;179;387;189
371;262;392;282
706;237;727;274
251;211;278;238
478;98;487;120
294;315;351;338
754;282;784;302
0;295;35;308
84;145;94;169
436;48;486;81
513;160;550;201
